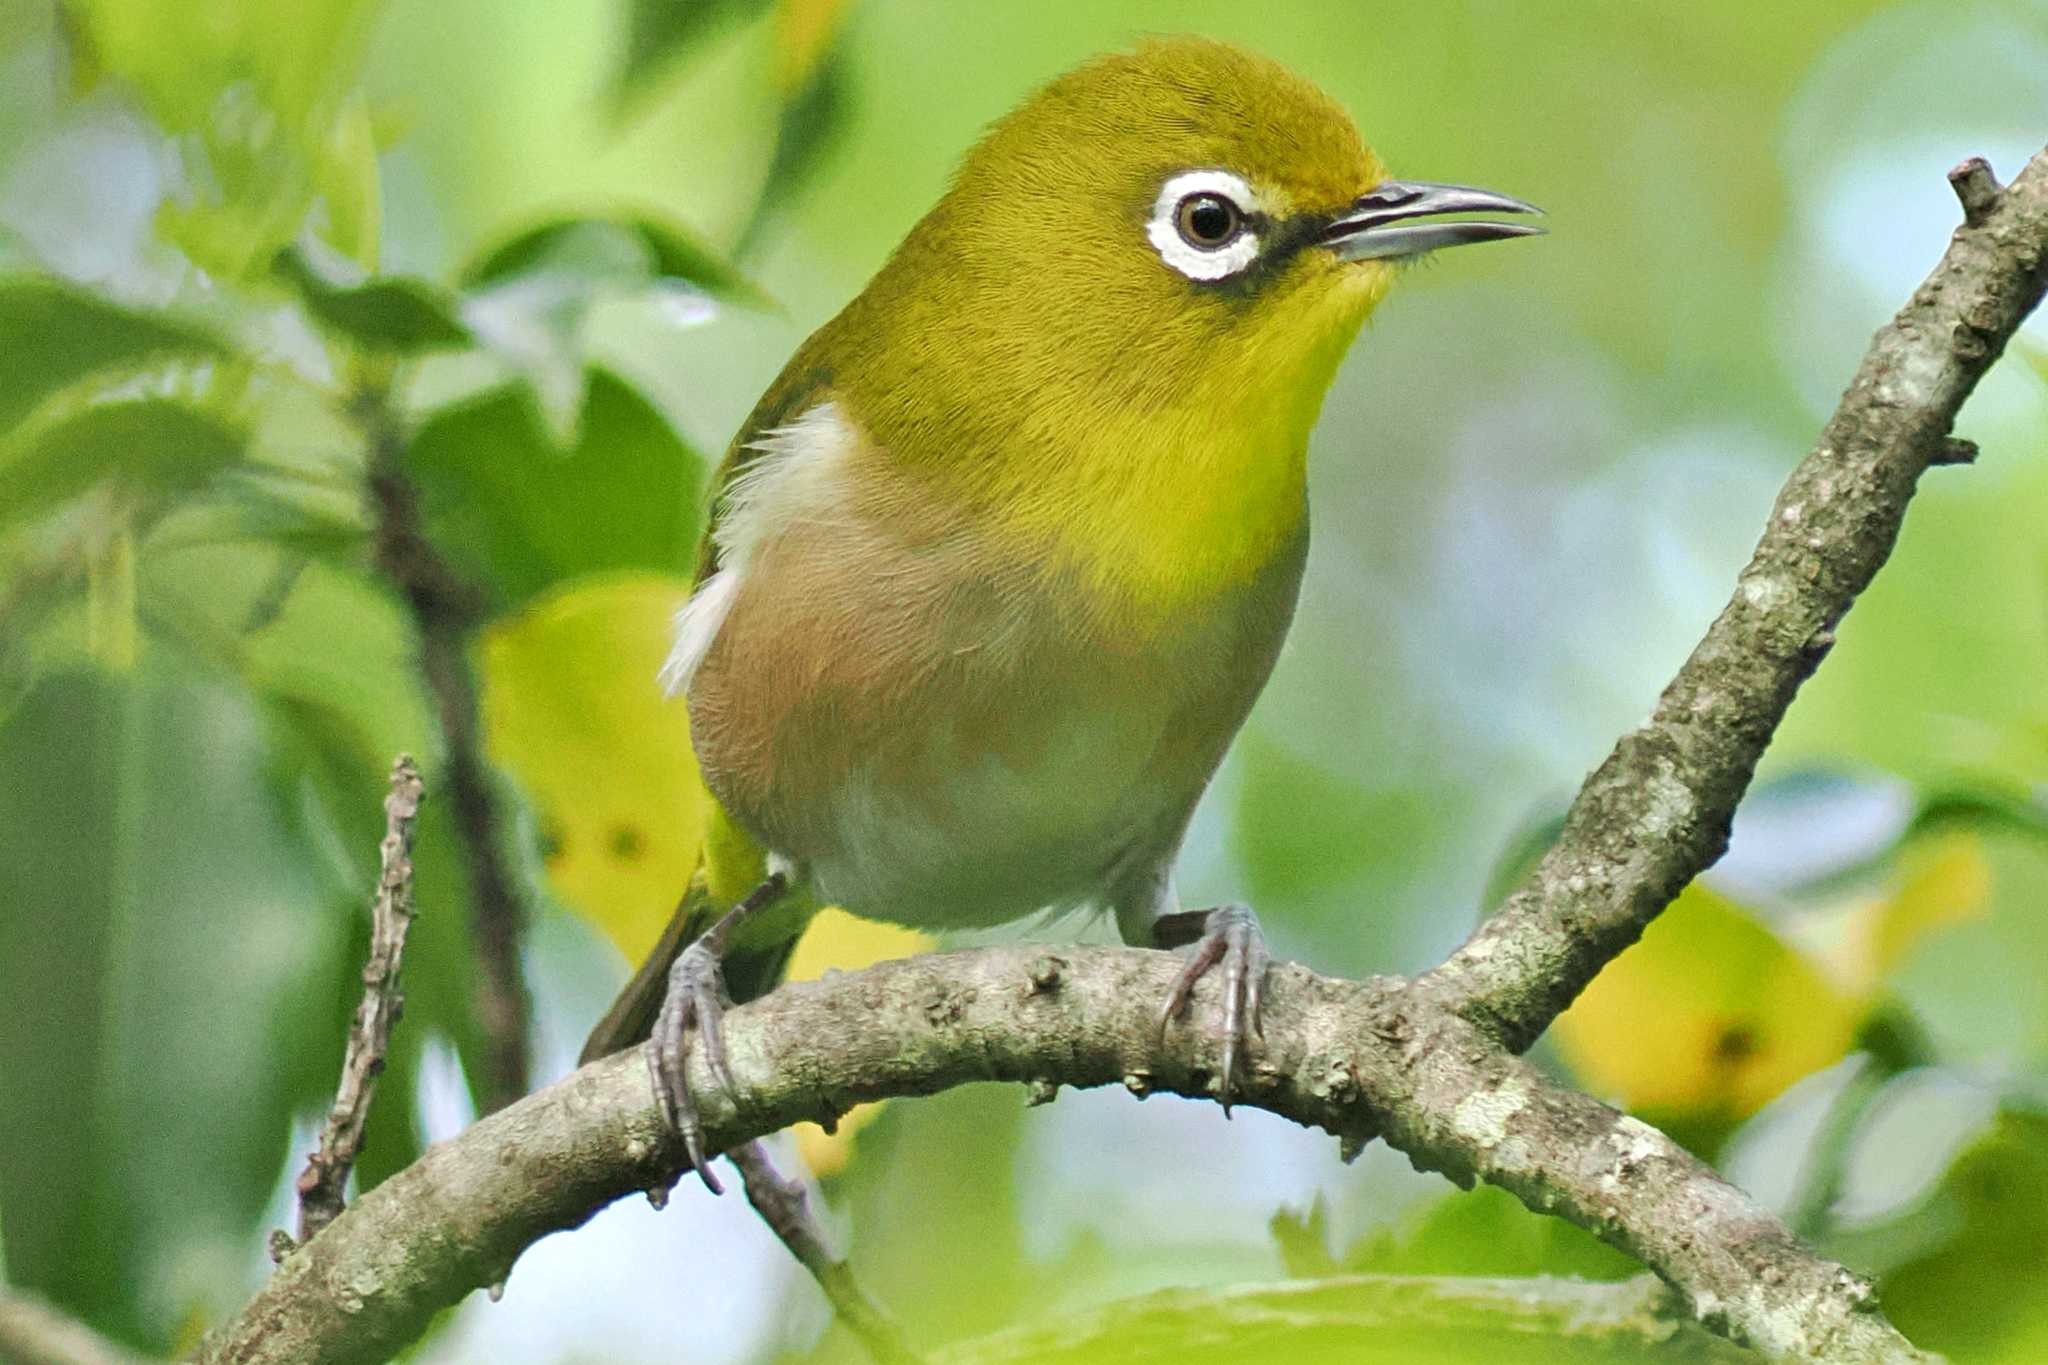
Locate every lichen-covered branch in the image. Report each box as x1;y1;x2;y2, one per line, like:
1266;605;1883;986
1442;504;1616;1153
291;755;425;1246
191;948;1920;1365
1418;148;2048;1050
195;150;2048;1365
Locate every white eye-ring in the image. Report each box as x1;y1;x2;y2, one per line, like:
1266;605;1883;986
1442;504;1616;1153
1147;170;1261;281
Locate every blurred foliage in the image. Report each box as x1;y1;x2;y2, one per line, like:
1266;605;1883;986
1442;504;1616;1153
1552;834;1986;1158
480;575;703;960
0;1;2045;1363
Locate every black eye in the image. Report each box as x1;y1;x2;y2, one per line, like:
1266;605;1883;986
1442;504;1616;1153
1175;192;1243;249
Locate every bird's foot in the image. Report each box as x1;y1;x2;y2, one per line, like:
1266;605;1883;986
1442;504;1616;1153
644;872;787;1195
1154;902;1270;1114
649;936;737;1193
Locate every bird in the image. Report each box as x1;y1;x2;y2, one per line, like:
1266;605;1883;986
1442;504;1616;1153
581;34;1541;1187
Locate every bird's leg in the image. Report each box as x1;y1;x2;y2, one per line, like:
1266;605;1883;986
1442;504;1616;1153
1152;903;1271;1113
649;872;788;1193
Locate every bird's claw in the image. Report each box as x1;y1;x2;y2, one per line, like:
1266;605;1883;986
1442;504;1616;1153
1156;903;1269;1113
648;938;737;1194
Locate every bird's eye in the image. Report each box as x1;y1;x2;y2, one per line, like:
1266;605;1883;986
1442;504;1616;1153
1147;170;1261;281
1175;192;1244;249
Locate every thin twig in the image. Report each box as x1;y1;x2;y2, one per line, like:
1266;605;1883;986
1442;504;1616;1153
729;1142;925;1365
0;1284;155;1365
291;754;425;1248
355;378;532;1114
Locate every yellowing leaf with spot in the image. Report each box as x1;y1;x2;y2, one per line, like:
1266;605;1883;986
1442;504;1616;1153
1553;883;1864;1147
481;574;701;962
785;907;933;1177
1555;839;1991;1154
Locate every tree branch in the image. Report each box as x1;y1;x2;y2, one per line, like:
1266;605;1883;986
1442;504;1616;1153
194;950;1903;1364
357;380;533;1114
290;754;425;1247
196;148;2048;1365
1414;147;2048;1050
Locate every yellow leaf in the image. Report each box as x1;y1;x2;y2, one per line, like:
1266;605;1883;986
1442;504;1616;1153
1828;831;1992;992
1553;883;1863;1132
481;574;702;962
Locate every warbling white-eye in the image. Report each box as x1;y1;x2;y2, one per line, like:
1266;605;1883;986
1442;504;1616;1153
582;35;1541;1183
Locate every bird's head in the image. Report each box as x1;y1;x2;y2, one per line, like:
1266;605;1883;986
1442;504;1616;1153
833;36;1540;609
852;37;1538;430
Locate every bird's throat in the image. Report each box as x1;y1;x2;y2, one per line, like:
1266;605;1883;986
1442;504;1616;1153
999;308;1364;635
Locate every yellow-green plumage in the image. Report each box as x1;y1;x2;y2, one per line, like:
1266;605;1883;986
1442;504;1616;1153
586;35;1538;1073
719;38;1389;628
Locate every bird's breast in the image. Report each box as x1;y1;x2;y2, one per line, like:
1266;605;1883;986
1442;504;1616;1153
681;401;1307;927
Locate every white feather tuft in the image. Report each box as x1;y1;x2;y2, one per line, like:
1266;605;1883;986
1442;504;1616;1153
657;401;859;698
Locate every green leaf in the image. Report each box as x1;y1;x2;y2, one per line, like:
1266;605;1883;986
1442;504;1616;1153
460;213;765;308
0;400;245;531
211;481;371;566
0;658;351;1346
733;30;853;253
272;245;470;354
406;367;703;609
1867;1110;2048;1362
0;277;228;432
1346;1184;1639;1283
616;0;770;103
0;669;126;1332
64;0;383;280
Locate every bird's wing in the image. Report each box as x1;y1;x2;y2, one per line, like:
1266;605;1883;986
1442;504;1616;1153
580;349;834;1065
691;344;837;583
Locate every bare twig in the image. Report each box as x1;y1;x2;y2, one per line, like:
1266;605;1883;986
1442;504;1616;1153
728;1142;925;1365
290;755;426;1247
355;380;532;1113
196;147;2048;1365
1949;156;2001;226
0;1284;155;1365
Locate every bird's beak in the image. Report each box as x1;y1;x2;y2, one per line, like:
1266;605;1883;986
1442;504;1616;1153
1322;180;1545;261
